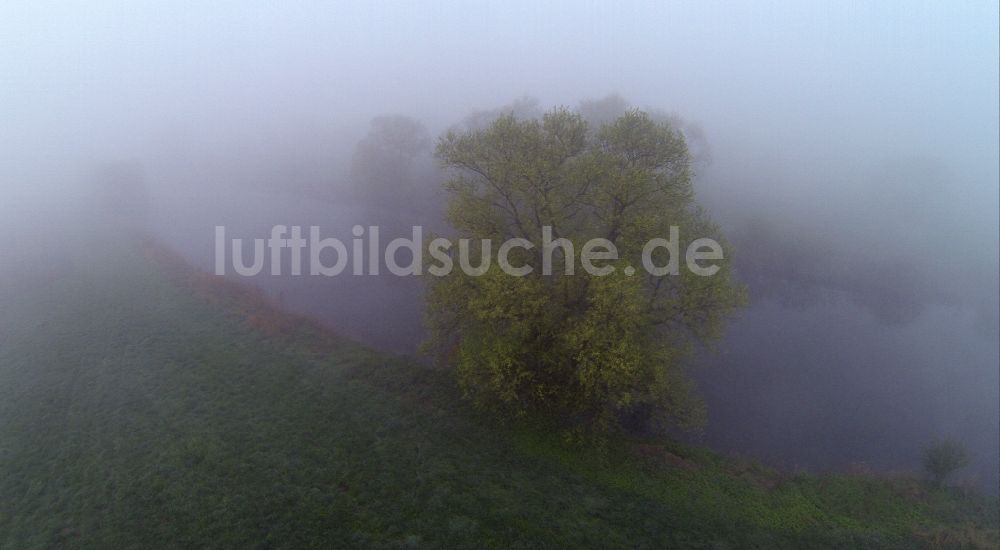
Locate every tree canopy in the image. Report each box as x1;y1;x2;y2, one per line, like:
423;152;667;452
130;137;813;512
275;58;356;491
425;105;746;438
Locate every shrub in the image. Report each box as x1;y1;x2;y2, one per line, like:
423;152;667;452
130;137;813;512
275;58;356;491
923;440;969;488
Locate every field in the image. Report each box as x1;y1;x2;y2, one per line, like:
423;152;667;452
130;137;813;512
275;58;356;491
0;225;996;548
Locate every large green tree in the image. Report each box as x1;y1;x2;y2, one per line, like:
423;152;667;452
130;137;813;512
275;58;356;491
425;106;745;438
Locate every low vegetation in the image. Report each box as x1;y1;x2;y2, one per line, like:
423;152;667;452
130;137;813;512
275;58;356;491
0;227;995;548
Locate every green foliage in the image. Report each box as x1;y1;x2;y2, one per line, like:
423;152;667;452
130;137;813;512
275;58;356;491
425;107;746;436
923;439;970;488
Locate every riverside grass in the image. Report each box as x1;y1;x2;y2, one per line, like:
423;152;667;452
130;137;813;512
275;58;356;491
0;226;995;548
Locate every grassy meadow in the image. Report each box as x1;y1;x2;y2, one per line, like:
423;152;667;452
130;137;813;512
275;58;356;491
0;226;995;548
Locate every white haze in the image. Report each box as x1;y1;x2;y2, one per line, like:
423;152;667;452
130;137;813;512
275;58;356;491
1;1;997;490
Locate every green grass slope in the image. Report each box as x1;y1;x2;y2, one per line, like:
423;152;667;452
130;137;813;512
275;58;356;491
0;226;995;548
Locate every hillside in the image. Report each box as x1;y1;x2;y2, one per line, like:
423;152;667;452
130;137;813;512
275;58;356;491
0;225;996;548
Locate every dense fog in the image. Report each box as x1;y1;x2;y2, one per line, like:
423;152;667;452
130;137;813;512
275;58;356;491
2;2;997;491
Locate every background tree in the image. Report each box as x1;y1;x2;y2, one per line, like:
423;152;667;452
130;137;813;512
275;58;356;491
350;115;438;225
425;106;746;438
579;94;712;170
577;93;628;129
461;95;542;131
923;440;969;488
